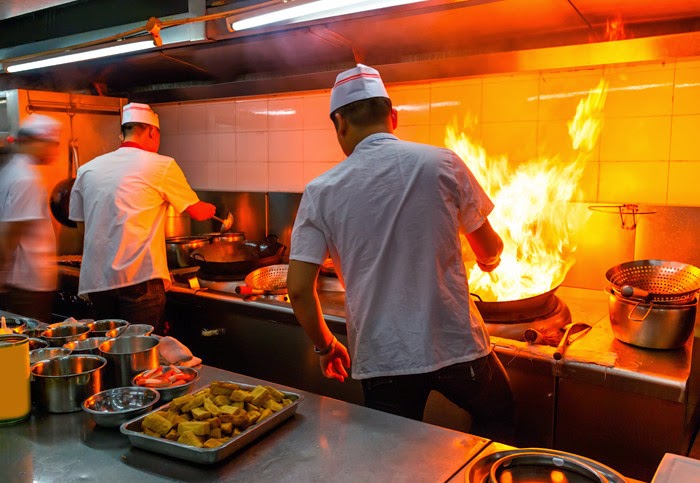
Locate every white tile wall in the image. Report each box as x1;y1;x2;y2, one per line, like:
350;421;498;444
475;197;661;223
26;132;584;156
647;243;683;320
153;56;700;206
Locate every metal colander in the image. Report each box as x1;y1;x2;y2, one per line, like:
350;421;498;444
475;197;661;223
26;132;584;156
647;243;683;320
605;259;700;303
244;264;289;291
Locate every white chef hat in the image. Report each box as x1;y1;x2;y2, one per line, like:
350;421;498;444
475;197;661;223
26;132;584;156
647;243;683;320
329;64;389;115
17;114;62;143
121;102;160;129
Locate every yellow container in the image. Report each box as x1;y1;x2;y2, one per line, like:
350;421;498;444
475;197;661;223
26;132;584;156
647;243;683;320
0;334;30;425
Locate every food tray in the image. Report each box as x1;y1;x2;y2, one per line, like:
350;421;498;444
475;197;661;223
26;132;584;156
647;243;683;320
120;381;303;464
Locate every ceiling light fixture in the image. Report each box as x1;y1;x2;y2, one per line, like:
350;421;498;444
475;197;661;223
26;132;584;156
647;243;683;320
5;40;155;73
228;0;429;32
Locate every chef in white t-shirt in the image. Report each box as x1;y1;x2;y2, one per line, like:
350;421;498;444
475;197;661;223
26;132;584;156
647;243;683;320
0;114;62;322
69;103;216;334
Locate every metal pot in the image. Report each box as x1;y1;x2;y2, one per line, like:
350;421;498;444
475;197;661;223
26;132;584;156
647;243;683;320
206;232;246;243
165;235;211;269
30;354;106;413
189;235;286;278
98;336;160;388
607;287;697;349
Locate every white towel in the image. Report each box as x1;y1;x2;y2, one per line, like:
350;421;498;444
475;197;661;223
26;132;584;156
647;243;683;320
157;336;201;366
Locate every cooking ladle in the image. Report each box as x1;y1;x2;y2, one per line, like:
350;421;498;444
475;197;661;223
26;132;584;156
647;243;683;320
212;212;233;233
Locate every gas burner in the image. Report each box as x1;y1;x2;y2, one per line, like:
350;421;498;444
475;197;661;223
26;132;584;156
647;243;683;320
483;296;572;341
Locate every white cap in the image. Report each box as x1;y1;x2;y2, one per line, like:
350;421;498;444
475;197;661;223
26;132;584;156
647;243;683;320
329;64;389;115
121;102;160;129
18;114;61;143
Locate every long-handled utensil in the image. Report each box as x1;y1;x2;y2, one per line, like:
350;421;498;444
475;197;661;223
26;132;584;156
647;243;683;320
553;322;592;360
212;212;233;233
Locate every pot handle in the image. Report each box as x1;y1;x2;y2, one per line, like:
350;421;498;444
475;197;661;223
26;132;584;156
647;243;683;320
627;301;653;321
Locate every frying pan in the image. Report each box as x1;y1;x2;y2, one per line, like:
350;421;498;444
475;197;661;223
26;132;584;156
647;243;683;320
189;235;286;278
50;113;78;228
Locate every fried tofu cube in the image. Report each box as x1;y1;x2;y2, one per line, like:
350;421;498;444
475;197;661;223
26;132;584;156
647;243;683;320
191;407;212;421
264;386;285;403
210;381;239;396
263;399;283;412
178;430;203;448
210;428;222;439
142;413;174;436
177;421;211;437
231;401;245;409
220;422;233;434
165;429;179;441
229;389;249;402
213;395;230;406
170;394;193;410
233;428;242;436
245;403;260;412
258;408;273;422
247;410;261;425
143;428;160;438
249;385;271;406
181;394;206;413
281;398;293;407
230;408;249;427
203;398;221;417
202;438;225;448
217;405;238;415
219;413;232;424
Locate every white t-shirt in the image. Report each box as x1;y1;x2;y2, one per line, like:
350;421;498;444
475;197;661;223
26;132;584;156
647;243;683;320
69;146;199;295
290;133;494;379
0;155;57;292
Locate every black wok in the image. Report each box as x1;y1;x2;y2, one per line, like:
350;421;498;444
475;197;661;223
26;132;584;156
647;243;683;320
50;142;78;228
471;282;562;323
189;235;286;278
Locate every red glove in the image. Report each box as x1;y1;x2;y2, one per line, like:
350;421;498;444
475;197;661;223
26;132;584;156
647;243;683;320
185;201;216;221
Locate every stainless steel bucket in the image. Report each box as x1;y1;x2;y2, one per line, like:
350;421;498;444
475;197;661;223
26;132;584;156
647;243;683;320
607;288;697;349
30;355;106;413
98;336;160;388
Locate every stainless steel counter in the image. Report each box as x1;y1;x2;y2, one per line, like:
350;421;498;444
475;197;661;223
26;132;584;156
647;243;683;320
0;365;488;483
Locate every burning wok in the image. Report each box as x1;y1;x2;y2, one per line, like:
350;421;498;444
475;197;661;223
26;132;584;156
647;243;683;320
189;235;286;278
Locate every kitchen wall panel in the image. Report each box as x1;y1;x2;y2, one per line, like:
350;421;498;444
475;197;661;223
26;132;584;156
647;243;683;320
154;56;700;209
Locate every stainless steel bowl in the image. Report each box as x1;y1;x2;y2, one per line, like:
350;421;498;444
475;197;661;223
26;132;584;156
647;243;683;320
82;386;160;428
29;347;72;365
106;324;154;338
99;336;160;388
40;324;91;347
63;337;111;355
87;319;129;338
30;355;107;413
28;338;49;351
131;365;200;403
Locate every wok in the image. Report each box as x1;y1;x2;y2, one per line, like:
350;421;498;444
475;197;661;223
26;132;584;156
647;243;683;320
189;235;286;278
471;283;562;323
50;141;79;228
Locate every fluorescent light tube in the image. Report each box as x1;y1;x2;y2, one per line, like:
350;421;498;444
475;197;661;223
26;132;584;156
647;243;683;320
230;0;428;32
6;40;155;73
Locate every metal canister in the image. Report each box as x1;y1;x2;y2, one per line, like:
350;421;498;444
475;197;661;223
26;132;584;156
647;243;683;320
0;334;30;424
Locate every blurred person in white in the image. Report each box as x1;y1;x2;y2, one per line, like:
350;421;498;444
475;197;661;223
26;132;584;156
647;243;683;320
69;103;216;334
287;64;515;443
0;115;62;322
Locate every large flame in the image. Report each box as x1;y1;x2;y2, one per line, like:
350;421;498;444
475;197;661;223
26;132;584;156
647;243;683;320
446;79;608;301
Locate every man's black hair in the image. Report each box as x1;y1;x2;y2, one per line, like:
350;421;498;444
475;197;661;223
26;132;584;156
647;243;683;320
121;122;156;139
331;97;392;130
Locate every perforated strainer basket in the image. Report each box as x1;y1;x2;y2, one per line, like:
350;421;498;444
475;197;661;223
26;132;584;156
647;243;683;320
605;259;700;303
244;264;289;291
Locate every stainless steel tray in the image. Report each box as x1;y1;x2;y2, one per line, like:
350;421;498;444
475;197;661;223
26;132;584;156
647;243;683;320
120;381;303;464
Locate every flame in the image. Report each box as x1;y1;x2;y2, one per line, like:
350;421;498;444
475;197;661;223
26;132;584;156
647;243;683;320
605;14;628;41
446;79;608;301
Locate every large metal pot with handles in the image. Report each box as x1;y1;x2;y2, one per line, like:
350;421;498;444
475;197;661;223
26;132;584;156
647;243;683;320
606;287;697;349
165;236;211;269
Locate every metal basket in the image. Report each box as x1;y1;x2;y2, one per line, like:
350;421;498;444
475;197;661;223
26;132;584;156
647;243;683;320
605;259;700;303
244;264;289;291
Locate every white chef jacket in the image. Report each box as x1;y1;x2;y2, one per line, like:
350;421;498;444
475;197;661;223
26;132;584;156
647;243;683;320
0;154;57;292
290;133;494;379
69;146;199;295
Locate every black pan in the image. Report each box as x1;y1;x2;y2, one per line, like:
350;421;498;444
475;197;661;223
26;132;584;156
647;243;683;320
471;283;562;323
189;235;286;278
50;142;78;228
